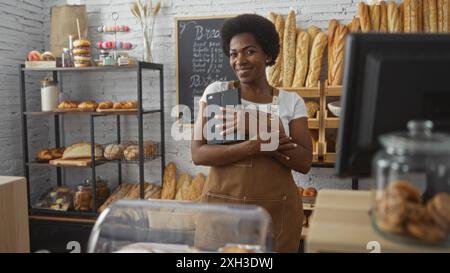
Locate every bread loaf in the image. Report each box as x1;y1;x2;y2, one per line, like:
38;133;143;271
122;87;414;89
413;0;423;32
330;25;349;86
380;1;389;32
268;14;284;86
399;2;405;31
97;100;113;109
370;4;381;32
161;162;177;199
282;10;297;87
305;101;319;118
359;2;372;32
428;0;438;32
78;101;97;110
307;25;320;54
327;19;339;82
103;144;124;160
62;142;103;159
306;32;327;88
186;173;206;202
387;1;402;32
292;30;310;88
438;0;450;32
175;173;192;201
37;149;52;161
349;17;361;32
268;12;277;24
404;0;412;32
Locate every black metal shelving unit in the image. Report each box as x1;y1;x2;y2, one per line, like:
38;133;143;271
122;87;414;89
19;62;165;219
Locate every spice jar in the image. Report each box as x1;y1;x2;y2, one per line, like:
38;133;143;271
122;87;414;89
74;180;94;211
372;120;450;246
40;78;60;112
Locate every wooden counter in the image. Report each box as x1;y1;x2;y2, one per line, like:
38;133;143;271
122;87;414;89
0;176;30;252
305;189;450;253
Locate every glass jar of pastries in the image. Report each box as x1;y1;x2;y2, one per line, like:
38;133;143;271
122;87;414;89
372;120;450;246
74;177;110;211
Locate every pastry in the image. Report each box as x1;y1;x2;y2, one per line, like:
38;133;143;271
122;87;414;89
406;220;448;243
430;192;450;224
291;30;310;88
305;101;319;118
36;149;52;161
426;201;449;231
72;39;92;67
123;100;137;109
186;173;206;202
49;147;64;159
78;101;97;110
58;100;78;109
161;162;177;199
282;10;297;87
305;32;327;88
386;180;422;203
97;100;113;109
103;144;124;160
41;51;56;61
303;187;317;197
62;142;103;159
268;14;284;87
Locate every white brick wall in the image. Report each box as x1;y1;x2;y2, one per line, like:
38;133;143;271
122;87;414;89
1;0;378;202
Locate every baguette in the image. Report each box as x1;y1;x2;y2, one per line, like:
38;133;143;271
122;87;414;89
408;0;421;32
306;32;327;88
370;4;381;32
268;14;285;86
414;0;424;32
327;19;339;82
399;2;405;31
292;30;310;88
424;0;431;31
380;1;389;32
307;25;320;55
387;1;402;32
282;10;297;87
330;25;349;86
268;12;277;24
428;0;438;32
359;2;372;32
161;162;177;200
349;17;361;32
438;0;450;32
404;0;412;32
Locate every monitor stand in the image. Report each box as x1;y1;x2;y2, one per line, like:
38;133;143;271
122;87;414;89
352;178;359;190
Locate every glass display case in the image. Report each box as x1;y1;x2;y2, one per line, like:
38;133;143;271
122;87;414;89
87;200;272;253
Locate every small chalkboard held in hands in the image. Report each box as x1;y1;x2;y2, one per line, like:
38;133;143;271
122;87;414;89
175;16;237;124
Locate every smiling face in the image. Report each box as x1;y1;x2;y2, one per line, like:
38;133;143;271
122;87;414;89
229;32;270;84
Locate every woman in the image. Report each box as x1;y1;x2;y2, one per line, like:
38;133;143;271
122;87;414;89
191;14;312;252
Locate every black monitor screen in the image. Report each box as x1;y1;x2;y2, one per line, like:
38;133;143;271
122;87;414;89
336;34;450;178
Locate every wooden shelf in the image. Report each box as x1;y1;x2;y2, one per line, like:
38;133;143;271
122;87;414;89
324;111;340;128
280;86;320;98
308;117;320;129
324;85;342;96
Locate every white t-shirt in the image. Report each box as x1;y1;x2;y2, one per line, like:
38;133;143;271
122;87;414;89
200;81;308;136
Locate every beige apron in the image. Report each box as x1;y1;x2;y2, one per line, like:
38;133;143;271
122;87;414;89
196;83;303;252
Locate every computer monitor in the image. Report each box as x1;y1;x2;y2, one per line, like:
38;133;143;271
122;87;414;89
336;34;450;178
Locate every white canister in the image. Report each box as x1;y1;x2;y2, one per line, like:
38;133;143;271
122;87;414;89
41;78;60;111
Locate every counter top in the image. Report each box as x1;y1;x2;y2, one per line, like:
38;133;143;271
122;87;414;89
305;189;450;253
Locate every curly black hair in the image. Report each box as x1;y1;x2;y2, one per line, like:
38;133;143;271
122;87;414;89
221;14;279;66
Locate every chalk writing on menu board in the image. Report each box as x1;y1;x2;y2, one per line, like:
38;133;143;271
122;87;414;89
176;16;236;123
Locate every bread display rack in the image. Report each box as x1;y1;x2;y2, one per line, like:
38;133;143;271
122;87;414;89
283;80;341;166
19;62;165;221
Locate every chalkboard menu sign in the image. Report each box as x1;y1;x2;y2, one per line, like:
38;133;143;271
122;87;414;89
176;16;236;123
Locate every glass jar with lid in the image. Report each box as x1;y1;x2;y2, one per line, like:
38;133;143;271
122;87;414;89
372;120;450;246
74;180;94;211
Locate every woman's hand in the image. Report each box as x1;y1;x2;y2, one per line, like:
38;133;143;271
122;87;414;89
215;107;283;139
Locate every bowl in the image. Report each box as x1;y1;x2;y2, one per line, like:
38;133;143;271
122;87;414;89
327;101;341;117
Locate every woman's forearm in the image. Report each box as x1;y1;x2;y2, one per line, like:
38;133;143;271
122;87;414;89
192;141;257;167
273;144;312;173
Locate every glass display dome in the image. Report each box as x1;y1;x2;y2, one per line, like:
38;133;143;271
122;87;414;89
87;199;272;253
